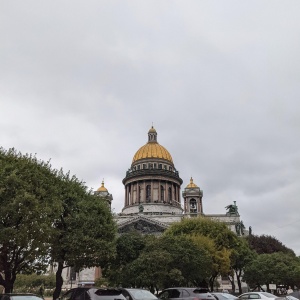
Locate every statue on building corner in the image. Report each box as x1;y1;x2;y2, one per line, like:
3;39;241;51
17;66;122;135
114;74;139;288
225;200;239;216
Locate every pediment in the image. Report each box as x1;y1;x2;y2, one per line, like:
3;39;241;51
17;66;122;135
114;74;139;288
117;215;169;235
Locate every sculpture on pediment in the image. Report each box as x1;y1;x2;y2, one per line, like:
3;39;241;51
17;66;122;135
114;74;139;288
118;219;166;235
139;204;144;213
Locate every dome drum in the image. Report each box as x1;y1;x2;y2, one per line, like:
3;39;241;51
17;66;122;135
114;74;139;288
131;158;174;171
123;168;183;185
123;177;182;212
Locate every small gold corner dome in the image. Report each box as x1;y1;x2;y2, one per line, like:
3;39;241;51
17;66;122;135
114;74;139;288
97;180;108;192
132;126;173;163
186;177;198;188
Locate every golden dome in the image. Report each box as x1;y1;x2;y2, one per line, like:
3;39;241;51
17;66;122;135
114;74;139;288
133;143;173;163
97;180;108;192
132;126;173;163
186;177;198;188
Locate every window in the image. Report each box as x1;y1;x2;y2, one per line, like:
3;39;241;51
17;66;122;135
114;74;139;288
169;289;181;298
160;185;164;201
146;185;151;202
138;186;141;202
249;295;260;299
181;290;190;298
158;164;162;169
168;187;172;201
190;199;197;213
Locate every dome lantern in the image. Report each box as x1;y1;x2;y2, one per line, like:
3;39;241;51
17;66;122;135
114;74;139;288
148;126;157;143
132;126;173;164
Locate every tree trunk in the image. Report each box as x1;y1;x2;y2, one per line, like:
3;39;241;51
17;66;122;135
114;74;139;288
209;275;216;291
228;274;236;293
235;270;242;294
53;262;64;300
3;270;15;293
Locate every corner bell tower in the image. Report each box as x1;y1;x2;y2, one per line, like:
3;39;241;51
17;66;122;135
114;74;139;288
182;177;203;215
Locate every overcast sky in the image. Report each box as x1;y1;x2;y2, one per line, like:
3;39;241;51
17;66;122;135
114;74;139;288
1;1;300;255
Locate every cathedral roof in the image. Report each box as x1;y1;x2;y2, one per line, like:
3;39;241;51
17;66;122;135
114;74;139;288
132;126;173;163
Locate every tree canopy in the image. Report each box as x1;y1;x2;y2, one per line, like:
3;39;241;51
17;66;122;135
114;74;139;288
243;252;300;290
0;148;61;292
104;233;213;293
0;148;117;296
165;217;239;251
164;217;240;290
246;234;295;256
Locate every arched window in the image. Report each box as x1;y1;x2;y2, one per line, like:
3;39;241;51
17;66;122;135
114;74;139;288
190;199;197;213
146;185;151;202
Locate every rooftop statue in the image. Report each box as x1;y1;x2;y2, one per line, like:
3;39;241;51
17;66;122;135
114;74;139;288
240;220;245;235
225;201;239;216
235;222;241;235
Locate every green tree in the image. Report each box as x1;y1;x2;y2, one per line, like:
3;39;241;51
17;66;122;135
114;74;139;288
122;235;213;291
0;148;61;292
165;218;239;250
105;234;213;292
103;232;146;286
188;235;231;291
164;217;239;290
243;252;300;290
229;238;256;294
246;234;295;256
155;235;213;288
14;273;56;293
124;248;174;294
50;172;117;300
0;148;117;296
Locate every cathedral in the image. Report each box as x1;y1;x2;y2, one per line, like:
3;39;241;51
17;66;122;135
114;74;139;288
112;125;248;236
62;125;249;288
